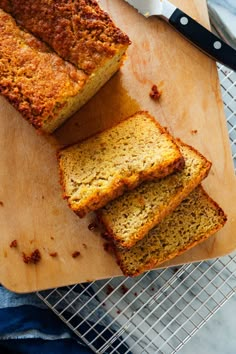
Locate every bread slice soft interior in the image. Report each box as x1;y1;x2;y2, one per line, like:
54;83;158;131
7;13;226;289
58;111;184;217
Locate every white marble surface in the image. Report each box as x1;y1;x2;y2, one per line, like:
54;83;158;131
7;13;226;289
207;0;236;47
179;295;236;354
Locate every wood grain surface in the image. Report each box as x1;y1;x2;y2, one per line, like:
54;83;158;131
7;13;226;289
0;0;235;293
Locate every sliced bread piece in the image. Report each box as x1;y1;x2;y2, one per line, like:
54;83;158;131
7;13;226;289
116;186;227;277
58;111;184;217
97;140;212;249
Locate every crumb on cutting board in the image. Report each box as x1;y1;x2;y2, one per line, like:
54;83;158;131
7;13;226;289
49;252;58;257
72;251;81;258
149;84;162;100
88;221;98;231
23;249;41;264
191;129;198;135
10;240;18;248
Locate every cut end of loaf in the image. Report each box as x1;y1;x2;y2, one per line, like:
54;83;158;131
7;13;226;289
115;186;227;277
58;111;184;217
41;47;129;133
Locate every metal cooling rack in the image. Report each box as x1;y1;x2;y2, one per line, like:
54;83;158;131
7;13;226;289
37;65;236;354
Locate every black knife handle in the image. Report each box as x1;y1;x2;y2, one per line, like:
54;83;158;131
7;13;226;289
168;8;236;71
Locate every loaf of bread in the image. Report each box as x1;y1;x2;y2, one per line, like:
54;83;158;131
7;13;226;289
0;0;131;74
97;140;212;249
115;186;227;277
0;3;130;133
58;112;185;217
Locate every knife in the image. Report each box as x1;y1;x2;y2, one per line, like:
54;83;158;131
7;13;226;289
123;0;236;71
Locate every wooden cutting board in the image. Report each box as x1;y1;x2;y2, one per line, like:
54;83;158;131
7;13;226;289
0;0;235;293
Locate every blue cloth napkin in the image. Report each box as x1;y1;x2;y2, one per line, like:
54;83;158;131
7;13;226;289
0;285;131;354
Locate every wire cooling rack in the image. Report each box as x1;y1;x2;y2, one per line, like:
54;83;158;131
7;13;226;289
37;65;236;354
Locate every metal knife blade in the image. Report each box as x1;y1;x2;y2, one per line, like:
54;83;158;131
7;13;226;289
124;0;236;71
124;0;176;19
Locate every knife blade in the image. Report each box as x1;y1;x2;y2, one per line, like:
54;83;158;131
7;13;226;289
124;0;236;71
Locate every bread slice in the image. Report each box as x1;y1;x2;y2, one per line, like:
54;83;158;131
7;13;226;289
0;7;130;133
116;186;227;277
97;140;212;249
58;112;185;217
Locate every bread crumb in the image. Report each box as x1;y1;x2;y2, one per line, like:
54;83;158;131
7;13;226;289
49;252;58;257
150;85;161;100
88;221;98;231
191;129;198;135
23;249;41;264
0;201;4;207
121;284;129;294
72;251;81;258
10;240;17;248
106;285;114;295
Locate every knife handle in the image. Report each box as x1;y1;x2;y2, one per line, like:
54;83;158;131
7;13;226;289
168;8;236;71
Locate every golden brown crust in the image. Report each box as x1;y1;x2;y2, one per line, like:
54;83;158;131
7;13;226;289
0;10;87;130
0;0;131;74
0;7;129;132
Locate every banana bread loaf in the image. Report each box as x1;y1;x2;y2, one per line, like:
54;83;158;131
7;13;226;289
115;186;227;277
58;111;185;217
97;140;212;249
0;3;130;133
0;0;130;74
